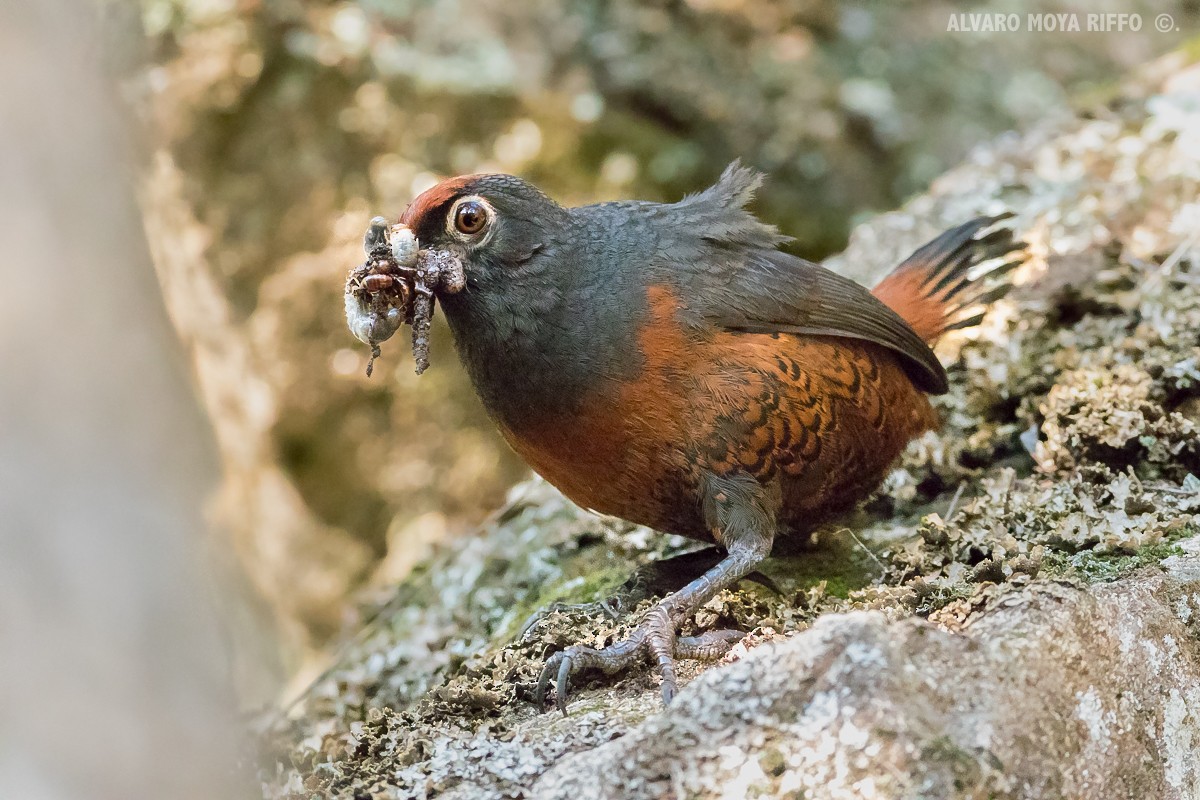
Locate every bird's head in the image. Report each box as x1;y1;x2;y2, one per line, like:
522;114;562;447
344;172;576;376
397;173;568;292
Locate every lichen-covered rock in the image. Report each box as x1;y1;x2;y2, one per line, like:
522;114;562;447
1039;364;1198;477
257;53;1200;799
532;566;1200;800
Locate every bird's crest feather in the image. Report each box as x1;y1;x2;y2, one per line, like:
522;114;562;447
675;161;791;248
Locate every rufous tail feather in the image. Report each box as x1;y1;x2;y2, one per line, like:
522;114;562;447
872;214;1025;344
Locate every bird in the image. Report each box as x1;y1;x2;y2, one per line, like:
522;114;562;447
390;162;1023;712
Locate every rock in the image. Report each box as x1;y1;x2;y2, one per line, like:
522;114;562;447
257;51;1200;799
533;571;1200;799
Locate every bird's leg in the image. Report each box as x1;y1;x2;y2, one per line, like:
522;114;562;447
534;473;776;712
518;546;748;641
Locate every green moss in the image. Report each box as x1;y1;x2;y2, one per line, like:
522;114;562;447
496;556;633;641
763;533;879;599
540;563;631;607
1042;536;1192;584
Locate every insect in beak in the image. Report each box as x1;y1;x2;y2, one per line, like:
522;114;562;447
344;217;466;376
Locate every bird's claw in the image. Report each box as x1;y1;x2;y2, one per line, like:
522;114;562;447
532;606;743;714
534;636;644;715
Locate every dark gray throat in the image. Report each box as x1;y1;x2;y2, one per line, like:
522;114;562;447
439;276;642;432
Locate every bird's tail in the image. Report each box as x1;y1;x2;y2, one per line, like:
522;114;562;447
871;214;1024;343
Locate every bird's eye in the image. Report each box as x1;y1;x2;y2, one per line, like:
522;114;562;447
453;200;489;235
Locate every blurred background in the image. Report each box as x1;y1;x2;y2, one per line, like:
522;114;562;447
4;9;1196;793
127;0;1194;698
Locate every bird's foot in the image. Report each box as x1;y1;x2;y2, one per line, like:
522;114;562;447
533;603;744;713
519;546;780;645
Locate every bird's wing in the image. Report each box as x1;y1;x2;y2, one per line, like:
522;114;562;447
694;248;948;394
654;162;947;394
